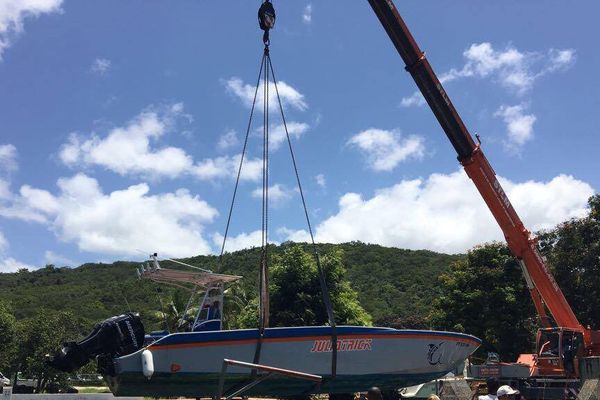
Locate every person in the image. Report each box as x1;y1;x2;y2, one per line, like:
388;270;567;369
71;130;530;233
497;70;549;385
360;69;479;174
477;378;499;400
208;301;221;320
367;387;383;400
496;385;519;400
427;395;440;400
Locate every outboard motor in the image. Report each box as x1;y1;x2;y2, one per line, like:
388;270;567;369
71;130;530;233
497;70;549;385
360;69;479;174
47;312;145;373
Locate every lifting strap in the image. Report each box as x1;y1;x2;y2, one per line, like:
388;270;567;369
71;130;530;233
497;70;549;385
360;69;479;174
267;54;338;377
218;0;338;379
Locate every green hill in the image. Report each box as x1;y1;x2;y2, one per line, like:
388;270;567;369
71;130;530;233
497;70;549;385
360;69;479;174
0;242;461;331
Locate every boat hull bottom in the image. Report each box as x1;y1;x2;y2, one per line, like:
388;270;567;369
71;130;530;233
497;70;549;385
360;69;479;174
108;371;453;397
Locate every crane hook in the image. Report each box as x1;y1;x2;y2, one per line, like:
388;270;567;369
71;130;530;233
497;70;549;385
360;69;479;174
258;0;276;45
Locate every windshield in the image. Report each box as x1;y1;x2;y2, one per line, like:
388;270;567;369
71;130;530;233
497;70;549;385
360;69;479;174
538;331;560;358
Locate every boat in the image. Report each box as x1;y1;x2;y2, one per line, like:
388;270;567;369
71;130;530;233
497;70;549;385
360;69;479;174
48;255;480;397
108;326;479;397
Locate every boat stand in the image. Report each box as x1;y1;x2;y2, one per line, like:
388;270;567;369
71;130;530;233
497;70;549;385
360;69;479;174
216;358;322;400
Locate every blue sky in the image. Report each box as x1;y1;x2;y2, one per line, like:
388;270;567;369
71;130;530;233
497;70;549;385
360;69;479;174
0;1;598;271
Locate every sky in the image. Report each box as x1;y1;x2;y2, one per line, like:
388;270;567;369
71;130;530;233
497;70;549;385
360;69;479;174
0;1;599;272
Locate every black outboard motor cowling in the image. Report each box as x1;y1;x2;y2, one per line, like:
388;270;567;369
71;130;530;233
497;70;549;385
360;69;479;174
47;312;145;373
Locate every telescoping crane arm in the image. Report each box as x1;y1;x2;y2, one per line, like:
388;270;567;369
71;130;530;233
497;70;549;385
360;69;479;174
366;0;587;338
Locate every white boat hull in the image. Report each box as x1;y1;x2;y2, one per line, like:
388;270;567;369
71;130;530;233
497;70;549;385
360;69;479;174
106;326;480;397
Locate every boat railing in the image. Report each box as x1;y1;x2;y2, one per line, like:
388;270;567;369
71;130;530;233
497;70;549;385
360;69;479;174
216;358;322;400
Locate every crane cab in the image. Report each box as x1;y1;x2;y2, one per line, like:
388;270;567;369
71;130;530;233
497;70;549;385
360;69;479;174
535;327;585;377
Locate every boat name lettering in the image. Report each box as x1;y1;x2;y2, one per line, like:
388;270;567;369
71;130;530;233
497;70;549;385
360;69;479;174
310;338;372;353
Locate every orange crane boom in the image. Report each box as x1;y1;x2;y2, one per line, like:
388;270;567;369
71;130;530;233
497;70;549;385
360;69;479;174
366;0;600;356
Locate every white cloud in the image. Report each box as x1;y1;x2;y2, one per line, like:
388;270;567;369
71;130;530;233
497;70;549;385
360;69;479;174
302;4;312;24
0;145;61;222
442;42;576;95
0;145;39;221
0;184;60;223
440;42;530;91
348;128;425;171
20;185;61;214
495;104;536;149
59;104;262;182
60;104;193;178
212;230;265;253
225;78;310;161
192;154;262;182
283;170;594;254
315;174;326;189
401;43;576;107
2;173;219;258
0;184;58;223
277;227;311;243
268;122;309;150
217;130;239;151
44;250;77;267
0;257;35;273
0;0;62;60
0;204;46;222
90;58;111;75
0;145;17;200
0;230;35;272
0;231;7;253
0;179;10;200
506;176;593;231
0;144;17;173
251;183;294;205
545;49;576;74
400;91;426;108
225;77;308;112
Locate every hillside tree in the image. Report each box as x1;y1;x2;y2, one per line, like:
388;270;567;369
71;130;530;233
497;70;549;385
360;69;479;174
0;300;17;376
235;245;372;328
430;243;537;361
16;310;81;392
431;195;600;361
538;195;600;329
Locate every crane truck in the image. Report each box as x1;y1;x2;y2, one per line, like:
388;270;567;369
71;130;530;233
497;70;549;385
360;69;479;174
366;1;600;398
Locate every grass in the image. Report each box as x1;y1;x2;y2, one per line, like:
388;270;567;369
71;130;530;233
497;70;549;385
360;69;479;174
74;386;111;393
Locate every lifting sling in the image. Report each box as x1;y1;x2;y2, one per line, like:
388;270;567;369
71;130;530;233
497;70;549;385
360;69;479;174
217;0;338;379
